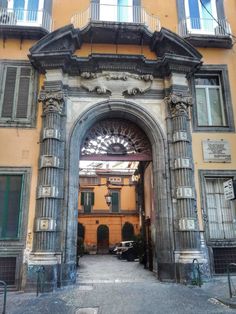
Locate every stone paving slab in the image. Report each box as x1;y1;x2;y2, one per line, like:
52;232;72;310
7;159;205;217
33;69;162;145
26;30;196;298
1;255;236;314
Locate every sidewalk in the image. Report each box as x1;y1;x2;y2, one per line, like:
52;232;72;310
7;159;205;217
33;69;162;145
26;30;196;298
201;276;236;309
1;255;236;314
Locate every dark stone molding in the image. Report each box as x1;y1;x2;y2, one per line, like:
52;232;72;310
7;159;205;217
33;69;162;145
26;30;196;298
0;25;49;40
151;28;202;59
183;34;232;49
29;23;202;77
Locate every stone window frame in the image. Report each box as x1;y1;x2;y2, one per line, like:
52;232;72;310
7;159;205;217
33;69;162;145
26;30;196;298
199;169;236;246
190;65;235;132
0;167;31;242
0;60;38;128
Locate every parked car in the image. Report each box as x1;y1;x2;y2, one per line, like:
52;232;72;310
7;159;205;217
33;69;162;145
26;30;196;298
115;241;135;260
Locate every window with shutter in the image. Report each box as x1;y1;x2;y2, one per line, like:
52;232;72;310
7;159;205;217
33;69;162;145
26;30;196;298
0;62;36;126
81;191;94;213
0;175;22;239
111;191;119;212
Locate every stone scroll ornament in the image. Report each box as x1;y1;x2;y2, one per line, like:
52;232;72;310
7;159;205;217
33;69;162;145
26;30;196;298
165;93;192;117
39;90;65;115
80;72;153;96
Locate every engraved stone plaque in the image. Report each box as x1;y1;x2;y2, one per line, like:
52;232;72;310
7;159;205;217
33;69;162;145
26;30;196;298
174;158;191;169
173;131;188;142
179;218;196;231
35;218;56;231
40;155;60;168
43;128;61;140
38;186;58;198
176;187;193;199
202;140;231;163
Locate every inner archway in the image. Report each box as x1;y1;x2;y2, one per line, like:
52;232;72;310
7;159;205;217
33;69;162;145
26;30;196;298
65;100;173;283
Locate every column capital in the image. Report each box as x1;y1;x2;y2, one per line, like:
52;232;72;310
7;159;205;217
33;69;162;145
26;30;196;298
39;89;65;115
165;93;192;117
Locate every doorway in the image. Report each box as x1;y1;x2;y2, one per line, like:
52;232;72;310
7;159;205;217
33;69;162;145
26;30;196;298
97;225;109;254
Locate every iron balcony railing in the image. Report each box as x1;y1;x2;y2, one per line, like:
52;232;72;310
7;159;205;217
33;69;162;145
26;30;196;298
179;17;231;37
0;7;52;32
71;3;160;33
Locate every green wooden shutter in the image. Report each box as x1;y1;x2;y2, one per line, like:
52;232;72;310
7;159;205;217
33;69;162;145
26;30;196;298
1;67;17;118
112;191;119;212
81;192;85;205
16;67;31;119
91;192;94;205
0;175;22;238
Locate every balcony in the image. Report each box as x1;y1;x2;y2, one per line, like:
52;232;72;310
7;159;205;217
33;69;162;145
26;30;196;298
71;3;160;33
0;7;53;39
179;17;232;48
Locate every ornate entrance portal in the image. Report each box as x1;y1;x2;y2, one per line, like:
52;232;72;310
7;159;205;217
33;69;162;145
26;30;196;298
26;23;210;291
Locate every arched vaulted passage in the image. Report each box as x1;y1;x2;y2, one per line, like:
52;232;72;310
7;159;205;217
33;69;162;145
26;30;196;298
63;99;174;283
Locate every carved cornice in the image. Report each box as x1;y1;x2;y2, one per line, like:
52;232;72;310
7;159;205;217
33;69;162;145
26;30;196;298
165;93;192;117
39;90;65;115
80;71;153;96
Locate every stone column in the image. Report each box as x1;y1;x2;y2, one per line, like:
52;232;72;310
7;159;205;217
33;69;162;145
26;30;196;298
26;85;65;291
166;93;209;283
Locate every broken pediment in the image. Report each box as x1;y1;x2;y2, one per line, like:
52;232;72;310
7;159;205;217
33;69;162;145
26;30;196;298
29;24;202;76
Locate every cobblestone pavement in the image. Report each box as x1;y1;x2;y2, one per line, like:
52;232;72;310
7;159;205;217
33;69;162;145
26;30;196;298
1;255;235;314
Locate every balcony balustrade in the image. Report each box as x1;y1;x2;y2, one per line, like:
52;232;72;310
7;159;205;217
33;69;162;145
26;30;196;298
0;7;52;32
71;3;160;33
179;17;231;37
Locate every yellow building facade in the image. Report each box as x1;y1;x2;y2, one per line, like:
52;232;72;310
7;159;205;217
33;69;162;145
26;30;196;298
0;0;236;290
78;173;139;253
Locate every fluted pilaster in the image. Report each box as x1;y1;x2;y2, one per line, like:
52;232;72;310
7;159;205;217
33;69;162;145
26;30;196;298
33;87;65;252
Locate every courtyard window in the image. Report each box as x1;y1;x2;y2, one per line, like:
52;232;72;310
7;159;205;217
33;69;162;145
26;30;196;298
111;190;120;212
0;62;37;126
0;175;22;239
195;75;225;126
81;191;94;213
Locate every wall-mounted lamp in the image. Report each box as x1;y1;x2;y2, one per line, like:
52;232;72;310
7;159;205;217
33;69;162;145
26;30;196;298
105;190;112;207
105;179;112;207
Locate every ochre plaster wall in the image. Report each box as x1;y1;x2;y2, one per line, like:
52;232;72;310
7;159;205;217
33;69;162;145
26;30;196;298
79;215;139;248
78;177;136;211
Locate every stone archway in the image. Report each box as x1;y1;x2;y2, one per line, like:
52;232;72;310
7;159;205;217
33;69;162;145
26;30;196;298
63;99;173;285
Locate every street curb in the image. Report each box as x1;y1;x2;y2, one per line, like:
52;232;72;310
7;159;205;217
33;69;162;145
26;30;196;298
216;297;236;309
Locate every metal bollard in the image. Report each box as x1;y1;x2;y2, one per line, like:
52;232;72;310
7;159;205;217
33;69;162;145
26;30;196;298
227;263;236;299
192;258;202;287
36;266;45;297
0;281;7;314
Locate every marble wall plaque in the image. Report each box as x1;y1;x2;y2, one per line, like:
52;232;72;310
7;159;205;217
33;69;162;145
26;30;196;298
202;140;231;162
